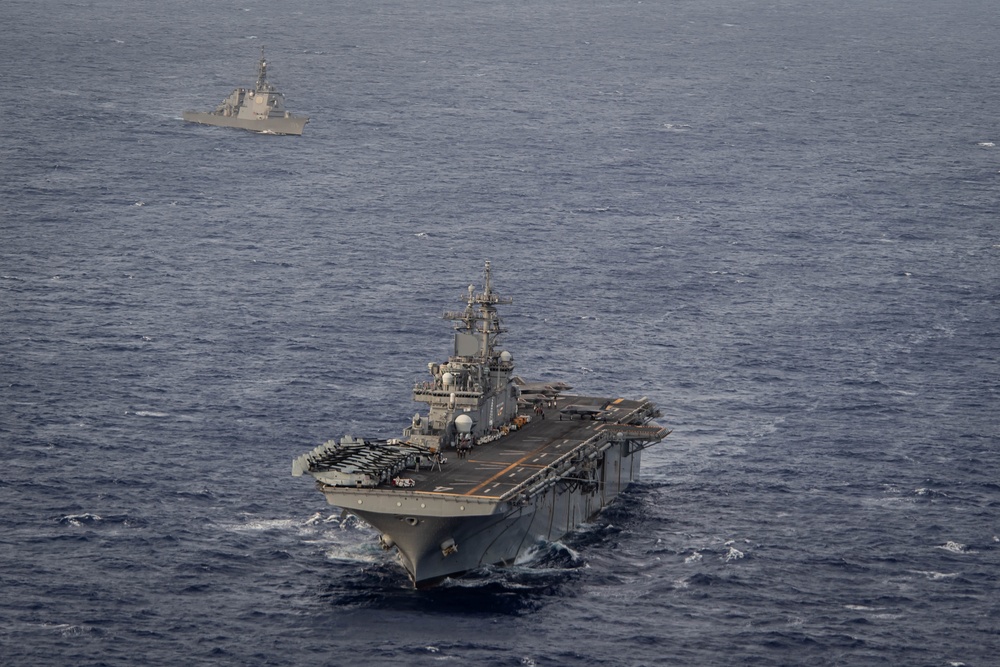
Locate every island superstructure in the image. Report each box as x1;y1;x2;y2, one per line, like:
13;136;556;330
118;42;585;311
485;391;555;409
183;47;309;135
292;262;669;586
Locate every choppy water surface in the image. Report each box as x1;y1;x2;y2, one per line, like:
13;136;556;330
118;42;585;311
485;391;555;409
2;0;998;665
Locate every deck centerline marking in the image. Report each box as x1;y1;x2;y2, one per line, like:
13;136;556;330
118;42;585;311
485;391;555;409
464;437;564;496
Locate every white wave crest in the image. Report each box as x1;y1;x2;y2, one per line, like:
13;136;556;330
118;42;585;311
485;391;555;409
60;513;103;526
229;518;303;532
512;539;580;566
914;570;959;580
724;546;744;562
323;541;383;564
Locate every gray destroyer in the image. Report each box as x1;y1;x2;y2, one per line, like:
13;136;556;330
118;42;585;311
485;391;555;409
183;48;308;135
292;262;669;586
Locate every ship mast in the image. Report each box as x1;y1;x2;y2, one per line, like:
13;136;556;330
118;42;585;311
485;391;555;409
254;46;272;92
443;261;512;359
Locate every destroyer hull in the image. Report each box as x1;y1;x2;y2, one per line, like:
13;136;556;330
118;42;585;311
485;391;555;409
182;111;308;135
322;441;642;586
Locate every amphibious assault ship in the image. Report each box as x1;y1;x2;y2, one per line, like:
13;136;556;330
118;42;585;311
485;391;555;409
183;48;308;135
292;262;669;586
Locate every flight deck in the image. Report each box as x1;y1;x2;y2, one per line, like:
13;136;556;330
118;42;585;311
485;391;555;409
407;395;660;501
295;394;666;505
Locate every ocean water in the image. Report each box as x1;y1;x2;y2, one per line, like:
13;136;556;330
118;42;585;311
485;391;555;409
2;0;998;664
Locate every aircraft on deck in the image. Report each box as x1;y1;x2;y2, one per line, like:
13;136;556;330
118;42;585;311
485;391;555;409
558;404;609;420
512;376;573;402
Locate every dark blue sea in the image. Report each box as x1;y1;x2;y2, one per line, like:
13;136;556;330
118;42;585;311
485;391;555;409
3;0;998;664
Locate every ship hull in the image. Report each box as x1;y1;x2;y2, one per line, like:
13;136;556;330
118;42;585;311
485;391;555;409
325;440;642;586
295;265;669;587
182;111;308;135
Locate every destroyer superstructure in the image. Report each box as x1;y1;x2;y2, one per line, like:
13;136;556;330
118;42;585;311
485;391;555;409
293;262;669;586
183;47;308;135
